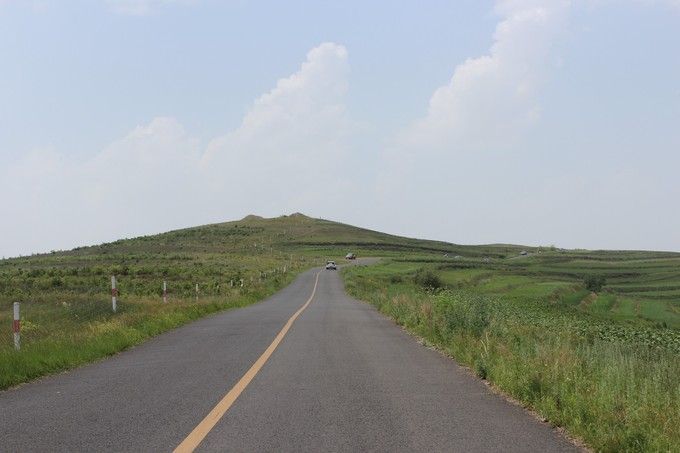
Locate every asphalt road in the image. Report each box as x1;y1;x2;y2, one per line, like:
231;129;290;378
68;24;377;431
0;265;578;452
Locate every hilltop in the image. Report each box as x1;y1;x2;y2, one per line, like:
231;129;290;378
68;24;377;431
4;212;522;267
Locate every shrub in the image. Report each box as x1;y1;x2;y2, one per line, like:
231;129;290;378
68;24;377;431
414;269;442;289
584;274;607;292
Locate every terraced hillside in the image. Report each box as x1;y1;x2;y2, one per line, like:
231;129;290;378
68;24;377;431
398;248;680;329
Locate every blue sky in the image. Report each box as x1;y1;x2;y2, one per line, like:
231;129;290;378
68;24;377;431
1;0;679;257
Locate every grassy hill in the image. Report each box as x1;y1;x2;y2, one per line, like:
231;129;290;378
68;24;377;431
0;212;529;311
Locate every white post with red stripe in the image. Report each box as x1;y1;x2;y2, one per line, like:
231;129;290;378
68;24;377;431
111;276;118;313
163;280;168;303
13;302;20;351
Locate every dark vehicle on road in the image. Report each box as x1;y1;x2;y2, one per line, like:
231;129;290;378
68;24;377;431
325;261;337;270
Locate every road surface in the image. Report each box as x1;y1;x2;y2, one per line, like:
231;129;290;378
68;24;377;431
0;266;578;452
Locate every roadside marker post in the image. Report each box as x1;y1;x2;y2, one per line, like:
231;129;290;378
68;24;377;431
163;281;168;303
13;302;20;351
195;283;199;301
240;279;244;287
111;276;118;313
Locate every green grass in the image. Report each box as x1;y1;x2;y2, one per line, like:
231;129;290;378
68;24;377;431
401;248;680;328
343;261;680;452
0;273;302;388
0;290;282;389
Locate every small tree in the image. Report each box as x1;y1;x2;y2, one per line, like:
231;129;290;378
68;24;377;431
414;269;442;289
584;274;606;292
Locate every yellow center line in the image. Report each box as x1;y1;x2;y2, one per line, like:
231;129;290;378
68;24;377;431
173;271;322;453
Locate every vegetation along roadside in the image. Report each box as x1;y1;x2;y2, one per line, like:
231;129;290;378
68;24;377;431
342;260;680;452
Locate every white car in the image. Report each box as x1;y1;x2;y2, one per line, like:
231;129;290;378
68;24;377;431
325;261;337;270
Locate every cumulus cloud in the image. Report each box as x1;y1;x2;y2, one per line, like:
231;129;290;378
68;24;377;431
0;43;352;257
367;0;680;249
200;43;355;212
381;0;570;182
400;0;570;152
0;118;204;256
371;0;572;235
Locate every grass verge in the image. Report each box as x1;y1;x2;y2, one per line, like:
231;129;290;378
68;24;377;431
0;271;301;390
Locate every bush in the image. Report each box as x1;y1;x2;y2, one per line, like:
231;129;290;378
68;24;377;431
414;269;442;289
584;274;607;292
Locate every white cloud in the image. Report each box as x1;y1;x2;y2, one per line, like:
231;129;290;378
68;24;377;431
365;0;680;250
202;43;349;166
200;43;355;212
107;0;196;16
0;118;203;256
401;1;570;152
371;1;571;231
0;43;353;257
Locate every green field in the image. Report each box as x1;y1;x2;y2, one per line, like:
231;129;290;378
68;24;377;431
1;214;679;451
399;248;680;330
